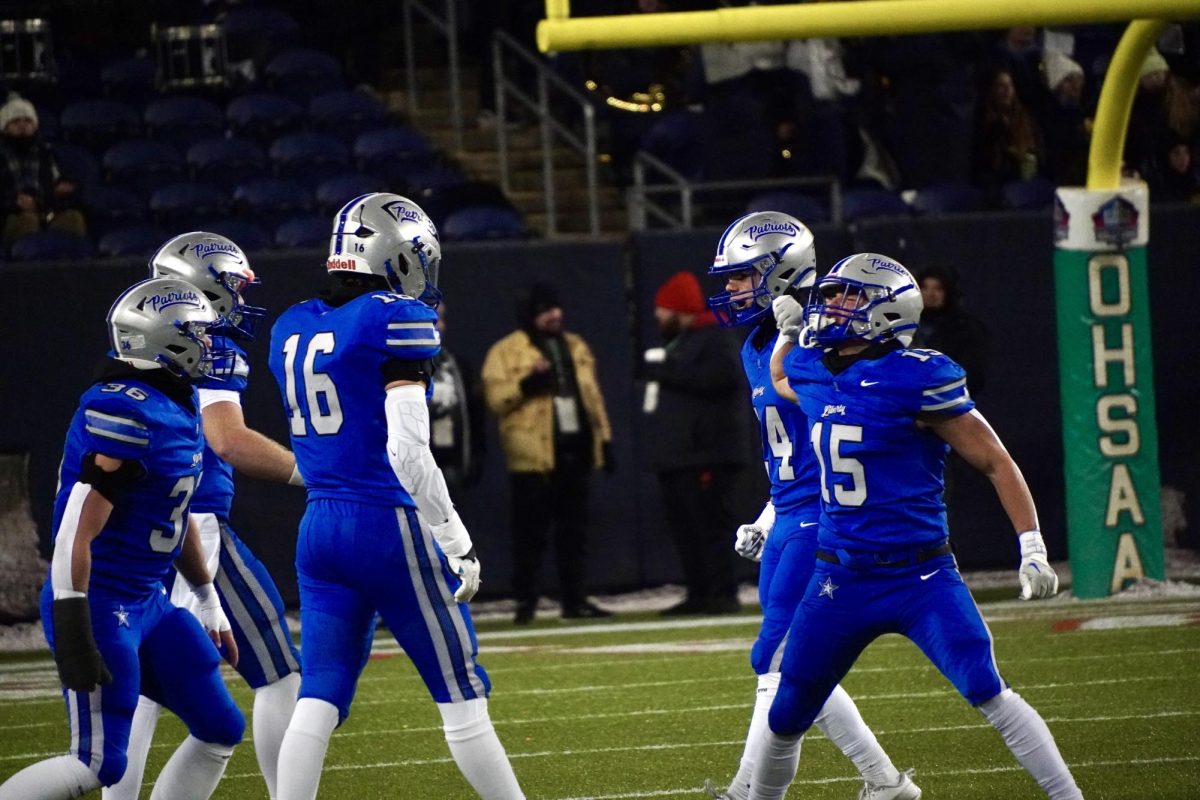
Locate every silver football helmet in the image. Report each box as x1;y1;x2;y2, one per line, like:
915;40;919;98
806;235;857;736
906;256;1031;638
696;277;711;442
804;252;923;347
107;277;225;381
708;211;817;326
149;231;264;340
326;192;442;304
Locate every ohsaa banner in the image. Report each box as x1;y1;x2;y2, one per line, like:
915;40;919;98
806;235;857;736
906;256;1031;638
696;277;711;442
1052;180;1163;599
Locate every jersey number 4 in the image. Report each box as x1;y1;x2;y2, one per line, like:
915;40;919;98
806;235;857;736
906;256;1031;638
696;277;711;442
281;332;344;436
810;421;867;506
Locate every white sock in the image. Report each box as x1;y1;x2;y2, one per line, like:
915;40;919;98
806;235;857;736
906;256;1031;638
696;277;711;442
437;699;525;800
980;689;1082;800
148;736;235;800
253;673;301;799
103;695;162;800
0;755;100;800
725;673;779;800
747;730;803;800
276;698;339;800
812;683;899;787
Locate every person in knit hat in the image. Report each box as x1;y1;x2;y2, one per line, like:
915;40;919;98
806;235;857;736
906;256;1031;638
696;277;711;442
642;270;750;615
0;92;86;247
1038;49;1090;184
482;279;615;624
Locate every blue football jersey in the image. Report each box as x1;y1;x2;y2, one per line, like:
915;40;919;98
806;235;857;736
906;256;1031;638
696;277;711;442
190;336;249;517
742;329;820;519
268;291;441;506
784;346;974;549
52;378;204;600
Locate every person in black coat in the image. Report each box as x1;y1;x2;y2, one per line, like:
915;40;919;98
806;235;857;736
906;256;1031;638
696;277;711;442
912;265;990;397
642;270;751;615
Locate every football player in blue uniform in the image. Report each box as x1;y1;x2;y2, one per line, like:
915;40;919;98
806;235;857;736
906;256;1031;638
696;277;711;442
269;193;524;800
0;278;245;800
749;253;1080;799
703;214;919;800
105;233;304;800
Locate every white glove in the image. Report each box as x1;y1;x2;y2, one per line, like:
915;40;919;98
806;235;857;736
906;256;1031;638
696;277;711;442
772;295;805;343
191;582;231;635
447;550;481;603
734;501;776;562
1018;530;1059;600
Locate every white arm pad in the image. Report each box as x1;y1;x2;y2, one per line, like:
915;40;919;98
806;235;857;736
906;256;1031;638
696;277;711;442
385;384;473;558
51;482;92;599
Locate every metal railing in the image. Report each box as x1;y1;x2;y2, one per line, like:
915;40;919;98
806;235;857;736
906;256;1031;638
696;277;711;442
628;151;843;230
400;0;463;154
493;31;600;236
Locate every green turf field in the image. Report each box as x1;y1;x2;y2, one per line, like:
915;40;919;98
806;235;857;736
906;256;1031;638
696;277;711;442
2;592;1198;799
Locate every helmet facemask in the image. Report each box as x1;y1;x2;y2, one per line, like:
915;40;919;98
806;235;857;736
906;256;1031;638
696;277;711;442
803;254;922;347
206;264;265;340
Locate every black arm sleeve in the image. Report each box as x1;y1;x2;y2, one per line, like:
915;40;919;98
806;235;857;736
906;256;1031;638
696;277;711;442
382;357;436;386
79;453;146;503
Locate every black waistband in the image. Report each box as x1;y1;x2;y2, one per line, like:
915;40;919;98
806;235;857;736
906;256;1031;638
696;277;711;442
816;541;953;568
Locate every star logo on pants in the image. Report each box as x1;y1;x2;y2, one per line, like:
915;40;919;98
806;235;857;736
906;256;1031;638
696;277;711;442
818;577;838;599
113;606;130;628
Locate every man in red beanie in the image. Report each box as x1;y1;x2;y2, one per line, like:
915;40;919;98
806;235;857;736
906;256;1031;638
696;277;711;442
643;270;752;615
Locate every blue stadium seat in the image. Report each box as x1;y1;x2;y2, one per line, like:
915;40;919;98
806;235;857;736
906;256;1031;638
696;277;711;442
233;178;313;228
150;182;228;226
404;164;469;194
144;96;226;149
269;132;350;188
52;143;100;189
911;183;985;215
187;137;268;191
226;92;306;142
745;191;829;224
1001;177;1057;210
60;99;141;149
34;105;59;142
265;48;346;100
103;140;184;193
441;205;526;241
82;184;148;236
841;188;912;222
275;214;331;249
416;181;509;228
353;127;433;182
9;230;95;261
100;56;157;104
309;90;389;145
98;224;170;258
193;218;272;252
314;173;388;215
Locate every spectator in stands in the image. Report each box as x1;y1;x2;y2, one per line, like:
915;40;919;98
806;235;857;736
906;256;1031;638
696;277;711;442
973;68;1045;205
783;36;863;184
0;94;86;247
482;280;615;624
430;300;486;499
1151;136;1200;203
641;271;747;615
989;27;1046;109
1039;50;1091;186
912;265;989;396
1126;49;1200;186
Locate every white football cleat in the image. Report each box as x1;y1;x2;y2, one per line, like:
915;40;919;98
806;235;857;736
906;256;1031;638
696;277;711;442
702;778;734;799
858;768;922;800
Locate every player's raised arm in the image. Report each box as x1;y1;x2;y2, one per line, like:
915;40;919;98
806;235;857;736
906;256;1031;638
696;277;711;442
930;409;1058;600
174;515;239;666
769;295;805;403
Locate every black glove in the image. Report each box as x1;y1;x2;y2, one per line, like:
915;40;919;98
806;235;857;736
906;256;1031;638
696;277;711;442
52;597;113;693
519;369;555;396
601;440;616;474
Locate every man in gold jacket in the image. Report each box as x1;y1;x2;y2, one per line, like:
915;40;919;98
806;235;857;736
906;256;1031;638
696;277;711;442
482;281;615;624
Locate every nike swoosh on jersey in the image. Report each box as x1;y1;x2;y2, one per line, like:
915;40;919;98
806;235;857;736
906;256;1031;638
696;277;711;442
799;522;818;528
860;380;880;387
920;569;940;581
